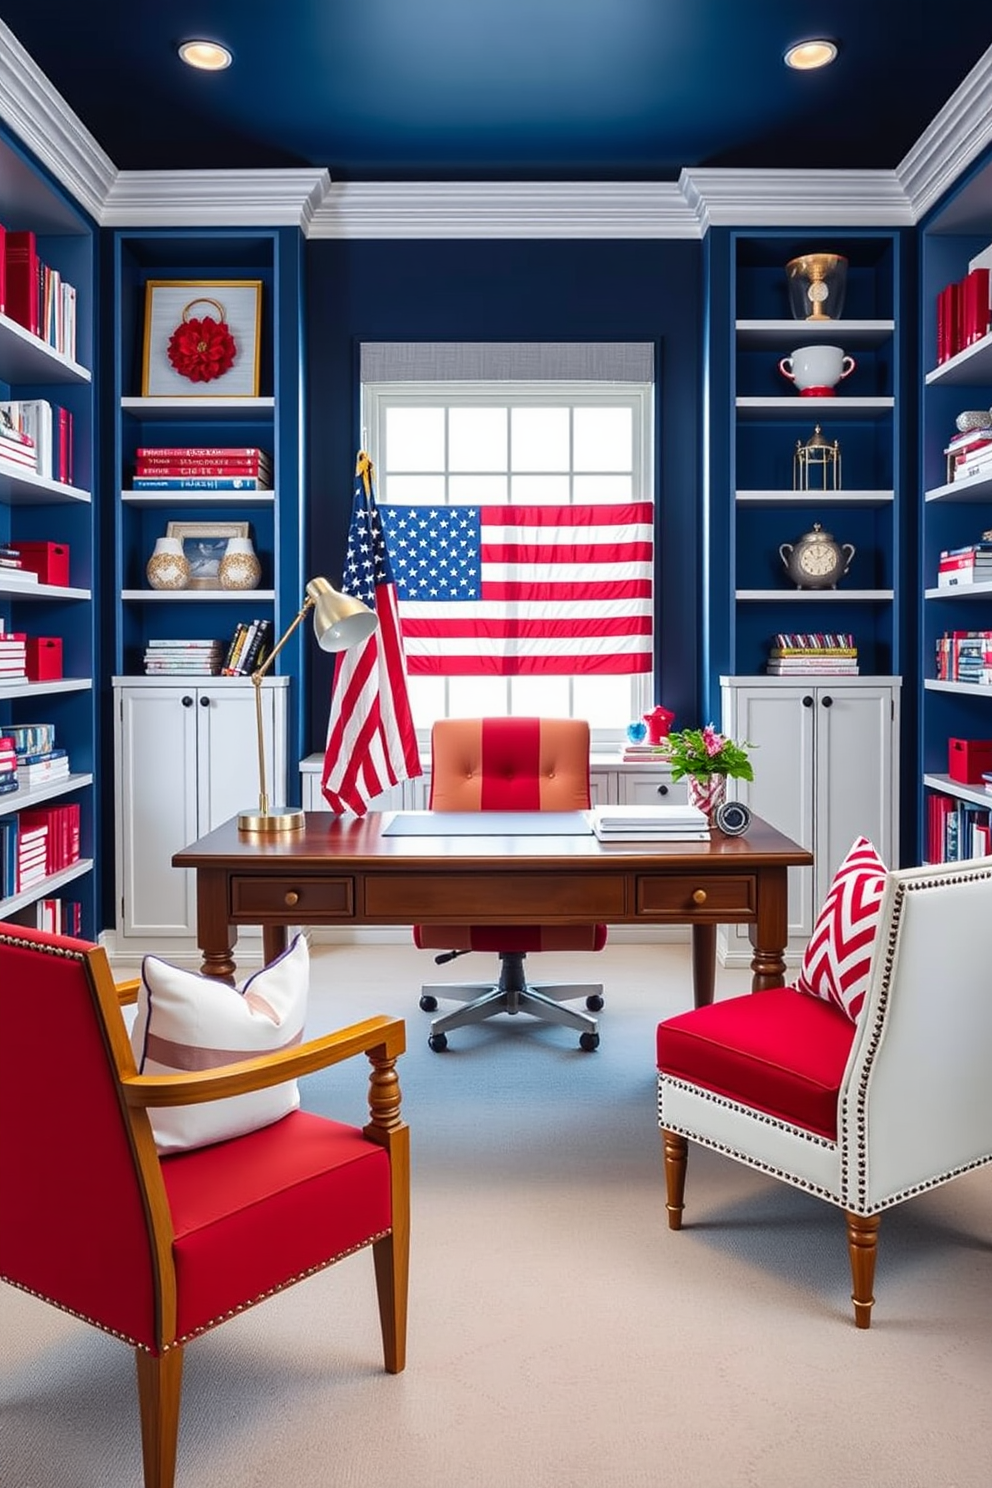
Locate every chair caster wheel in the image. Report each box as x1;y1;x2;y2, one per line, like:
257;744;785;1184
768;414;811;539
420;993;438;1012
585;994;604;1011
428;1032;449;1052
579;1031;600;1052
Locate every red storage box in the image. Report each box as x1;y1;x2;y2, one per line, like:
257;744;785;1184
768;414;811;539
25;636;62;682
948;737;992;784
16;541;69;587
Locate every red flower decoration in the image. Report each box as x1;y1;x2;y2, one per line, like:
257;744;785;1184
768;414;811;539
167;311;237;384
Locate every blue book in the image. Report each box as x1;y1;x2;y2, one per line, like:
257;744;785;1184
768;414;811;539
0;817;15;899
130;477;269;490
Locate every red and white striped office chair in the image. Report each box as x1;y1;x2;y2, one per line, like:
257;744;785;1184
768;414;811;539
414;717;607;1051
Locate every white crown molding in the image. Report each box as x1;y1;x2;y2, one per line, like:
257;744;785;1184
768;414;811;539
307;179;699;238
898;43;992;222
0;20;115;222
679;169;915;231
100;169;331;229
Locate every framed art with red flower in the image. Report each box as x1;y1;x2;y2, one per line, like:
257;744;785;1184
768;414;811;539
141;280;263;397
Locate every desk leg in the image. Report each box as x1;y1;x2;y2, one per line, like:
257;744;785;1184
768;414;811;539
262;924;289;966
750;864;789;992
691;924;716;1007
196;867;237;983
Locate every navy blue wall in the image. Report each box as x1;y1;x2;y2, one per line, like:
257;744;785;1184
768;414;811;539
304;236;703;752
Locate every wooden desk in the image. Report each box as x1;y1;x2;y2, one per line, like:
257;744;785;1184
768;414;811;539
174;812;812;1004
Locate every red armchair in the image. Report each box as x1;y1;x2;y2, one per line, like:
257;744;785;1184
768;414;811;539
414;716;607;1051
0;922;409;1488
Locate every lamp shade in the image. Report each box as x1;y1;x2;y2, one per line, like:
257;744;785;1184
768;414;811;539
306;577;378;653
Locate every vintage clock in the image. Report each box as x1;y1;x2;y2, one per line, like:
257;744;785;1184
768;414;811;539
779;522;855;590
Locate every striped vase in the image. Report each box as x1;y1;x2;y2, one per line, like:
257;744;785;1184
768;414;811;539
687;774;727;820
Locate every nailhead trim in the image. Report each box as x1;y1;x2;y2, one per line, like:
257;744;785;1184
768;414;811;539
2;1231;389;1355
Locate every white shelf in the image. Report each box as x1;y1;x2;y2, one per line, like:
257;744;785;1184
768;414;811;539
736;489;893;506
0;678;92;701
0;312;90;386
924;332;992;386
0;581;89;601
121;397;275;421
736;397;894;420
925;581;992;599
736;319;894;349
0;773;93;819
122;490;275;507
925;470;992;503
0;469;90;505
925;679;992;696
923;772;992;806
736;589;894;601
0;857;93;919
121;589;276;602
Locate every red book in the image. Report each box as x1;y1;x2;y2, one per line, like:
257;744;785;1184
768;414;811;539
134;446;269;458
962;267;991;347
0;222;6;315
6;230;39;337
57;406;73;485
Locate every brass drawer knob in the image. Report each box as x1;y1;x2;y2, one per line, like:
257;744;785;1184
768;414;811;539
284;890;300;907
692;888;707;905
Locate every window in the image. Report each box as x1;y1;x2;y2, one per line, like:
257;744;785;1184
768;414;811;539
362;344;654;745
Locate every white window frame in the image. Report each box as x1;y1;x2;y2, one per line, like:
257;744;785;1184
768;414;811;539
362;379;655;748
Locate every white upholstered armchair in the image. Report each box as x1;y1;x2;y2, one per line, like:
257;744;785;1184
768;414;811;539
657;854;992;1327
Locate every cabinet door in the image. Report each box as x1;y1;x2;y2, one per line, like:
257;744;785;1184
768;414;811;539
116;686;199;939
722;683;816;946
814;685;895;899
197;685;286;830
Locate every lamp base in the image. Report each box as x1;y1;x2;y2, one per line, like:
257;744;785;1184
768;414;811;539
237;805;306;833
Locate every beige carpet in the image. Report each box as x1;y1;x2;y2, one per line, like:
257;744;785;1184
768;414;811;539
3;941;992;1487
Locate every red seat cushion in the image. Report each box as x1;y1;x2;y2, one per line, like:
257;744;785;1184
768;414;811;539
162;1109;391;1344
656;986;856;1140
413;923;607;953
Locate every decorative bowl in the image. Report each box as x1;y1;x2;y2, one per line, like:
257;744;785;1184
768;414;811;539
955;409;992;432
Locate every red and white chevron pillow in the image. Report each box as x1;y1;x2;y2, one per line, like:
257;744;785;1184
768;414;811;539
796;837;888;1022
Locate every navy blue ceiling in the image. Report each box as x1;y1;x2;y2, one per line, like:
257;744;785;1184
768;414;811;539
4;1;992;179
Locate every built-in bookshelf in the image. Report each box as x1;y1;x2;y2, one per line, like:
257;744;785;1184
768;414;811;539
0;123;95;934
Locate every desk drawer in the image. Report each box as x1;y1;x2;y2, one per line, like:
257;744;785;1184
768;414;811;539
636;874;756;919
365;872;625;922
231;875;355;918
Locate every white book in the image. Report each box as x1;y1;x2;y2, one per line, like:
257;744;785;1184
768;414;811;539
591;804;709;831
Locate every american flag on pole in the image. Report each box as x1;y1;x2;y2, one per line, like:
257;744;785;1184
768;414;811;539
378;501;653;675
321;454;422;815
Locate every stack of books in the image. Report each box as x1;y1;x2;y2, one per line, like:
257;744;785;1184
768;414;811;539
618;741;671;763
0;410;37;476
0;399;73;484
142;638;226;676
131;446;273;491
17;746;70;789
766;633;858;675
222;618;273;676
590;804;709;842
0;625;27;682
0;734;16;795
944;426;992;483
0;546;39;588
937;543;992;589
16;816;49;891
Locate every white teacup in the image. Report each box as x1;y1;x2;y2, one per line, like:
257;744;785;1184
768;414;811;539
778;344;855;396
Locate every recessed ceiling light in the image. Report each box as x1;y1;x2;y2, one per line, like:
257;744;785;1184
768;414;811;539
784;39;838;71
178;40;233;71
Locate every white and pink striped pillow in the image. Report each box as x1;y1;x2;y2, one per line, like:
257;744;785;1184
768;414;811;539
796;837;888;1023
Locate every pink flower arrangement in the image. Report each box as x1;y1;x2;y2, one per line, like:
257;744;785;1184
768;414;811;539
660;724;754;782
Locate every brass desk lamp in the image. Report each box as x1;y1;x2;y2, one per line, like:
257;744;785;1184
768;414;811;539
238;577;377;833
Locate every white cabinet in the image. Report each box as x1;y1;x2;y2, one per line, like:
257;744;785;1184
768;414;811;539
113;677;289;950
719;676;900;964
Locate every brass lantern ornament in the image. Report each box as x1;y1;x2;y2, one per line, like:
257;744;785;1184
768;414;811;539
794;425;841;491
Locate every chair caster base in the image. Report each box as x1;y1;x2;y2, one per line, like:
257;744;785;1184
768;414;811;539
428;1032;449;1052
585;994;604;1011
420;993;439;1012
579;1031;600;1051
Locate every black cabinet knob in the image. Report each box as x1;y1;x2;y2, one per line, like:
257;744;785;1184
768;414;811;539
657;784;669;796
200;695;210;707
822;695;833;707
802;695;814;707
181;695;193;708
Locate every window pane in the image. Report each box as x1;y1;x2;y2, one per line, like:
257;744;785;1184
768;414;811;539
511;676;570;716
573;474;632;503
574;673;633;727
449;474;508;504
386;406;445;471
384;474;446;503
450;676;508;716
511;407;569;471
406;675;445;732
574;407;633;472
449;408;507;472
511;474;570;504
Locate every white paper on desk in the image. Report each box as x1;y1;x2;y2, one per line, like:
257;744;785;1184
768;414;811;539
591;804;708;833
381;810;594;837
